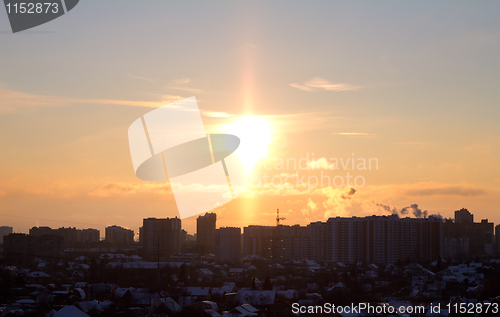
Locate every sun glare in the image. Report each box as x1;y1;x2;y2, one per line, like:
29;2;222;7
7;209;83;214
218;116;272;171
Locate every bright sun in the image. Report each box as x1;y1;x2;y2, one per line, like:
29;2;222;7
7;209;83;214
217;116;272;171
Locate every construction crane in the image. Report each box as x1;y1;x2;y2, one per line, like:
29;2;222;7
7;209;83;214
276;208;285;226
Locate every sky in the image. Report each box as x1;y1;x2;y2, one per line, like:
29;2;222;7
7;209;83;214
1;1;500;236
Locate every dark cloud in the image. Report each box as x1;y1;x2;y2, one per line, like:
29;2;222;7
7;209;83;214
406;185;486;197
342;187;357;200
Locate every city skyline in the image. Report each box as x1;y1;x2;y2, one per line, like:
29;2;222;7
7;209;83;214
2;206;494;241
3;208;495;265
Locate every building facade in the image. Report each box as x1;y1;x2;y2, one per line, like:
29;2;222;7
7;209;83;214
243;215;443;265
29;226;100;249
105;225;134;247
197;213;216;255
142;217;181;261
0;226;13;244
3;233;63;265
442;209;494;260
215;227;241;263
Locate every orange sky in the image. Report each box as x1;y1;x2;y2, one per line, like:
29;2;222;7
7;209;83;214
1;2;500;236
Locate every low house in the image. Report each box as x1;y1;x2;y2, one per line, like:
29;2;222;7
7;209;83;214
46;305;90;317
184;286;212;301
222;304;259;317
149;297;182;315
236;290;276;307
196;268;214;281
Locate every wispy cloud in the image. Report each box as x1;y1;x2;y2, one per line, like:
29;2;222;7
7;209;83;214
168;78;205;93
90;181;232;197
174;78;191;84
463;143;492;155
89;182;172;197
395;141;426;146
125;73;155;84
167;86;204;94
75;96;184;108
290;77;362;92
0;86;184;113
0;86;68;113
336;132;376;138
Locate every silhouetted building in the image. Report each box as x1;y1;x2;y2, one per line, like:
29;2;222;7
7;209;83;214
180;229;187;246
243;225;275;260
309;221;328;262
244;215;442;265
443;209;494;260
29;226;53;237
29;226;99;249
33;234;63;259
496;224;500;253
0;226;13;244
3;233;63;265
142;217;181;261
215;227;241;263
3;233;31;265
78;228;100;244
105;225;134;247
455;208;474;223
197;213;216;255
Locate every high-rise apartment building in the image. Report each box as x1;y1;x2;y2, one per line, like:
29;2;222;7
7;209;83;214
197;213;216;255
3;233;63;265
29;226;100;249
455;208;474;223
3;233;31;265
215;227;241;263
105;225;134;247
142;217;181;261
243;215;443;265
443;209;494;259
0;226;13;244
496;224;500;253
78;228;100;244
243;225;275;260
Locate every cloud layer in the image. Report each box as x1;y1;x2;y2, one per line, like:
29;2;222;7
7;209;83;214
290;77;362;92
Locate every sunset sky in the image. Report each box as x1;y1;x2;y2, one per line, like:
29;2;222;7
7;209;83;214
1;2;500;236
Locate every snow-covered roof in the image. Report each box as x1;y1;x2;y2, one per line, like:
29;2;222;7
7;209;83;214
52;306;90;317
27;271;50;278
185;287;211;297
75;300;103;314
16;299;35;304
197;268;214;276
114;287;132;298
73;288;86;298
105;261;183;269
237;290;276;306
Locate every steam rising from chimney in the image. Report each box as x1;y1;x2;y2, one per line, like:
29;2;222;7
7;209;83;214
376;203;428;218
